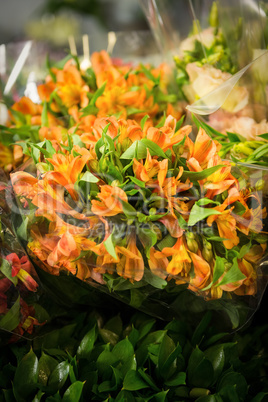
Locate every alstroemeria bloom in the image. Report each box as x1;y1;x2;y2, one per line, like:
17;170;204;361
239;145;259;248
116;233;144;282
91;185;128;216
187;127;218;170
207;207;239;249
46;147;91;200
148;247;168;279
219;259;257;296
147;116;192;152
133;149;160;184
203;154;236;198
5;253;38;292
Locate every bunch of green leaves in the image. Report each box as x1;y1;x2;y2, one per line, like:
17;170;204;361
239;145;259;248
0;306;267;402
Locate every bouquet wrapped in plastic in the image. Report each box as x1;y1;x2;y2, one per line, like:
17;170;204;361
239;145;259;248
0;48;265;331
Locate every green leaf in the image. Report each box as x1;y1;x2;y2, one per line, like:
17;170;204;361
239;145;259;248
123;370;149;391
47;361;70;394
217;372;247;401
216;258;246;287
227;132;246;143
121;139;167;160
112;338;134;364
0;296;20;332
191;312;212;346
77;326;96;360
143;269;167;289
13;348;39;400
129;176;146;188
157;234;177;251
204;345;225;382
181;165;225;182
17;217;28;241
202;257;225;291
164;371;186;387
32;390;45;402
141;138;167;159
258;133;268;140
192;115;226;138
140;64;160;85
96;346;118;376
251;392;268;402
0;259;17;285
137;368;159;391
153;390;169;402
90;82;106;106
52;54;72;69
140;115;150;130
188;204;221;226
41;101;49;127
104;232;117;260
158;333;176;375
79;171;99;184
175;115;185;131
62;381;84;402
120;199;137;220
81;104;99;117
188;347;214;388
38;352;58;387
138;227;157;258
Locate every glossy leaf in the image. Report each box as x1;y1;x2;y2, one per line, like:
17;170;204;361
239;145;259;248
13;349;39;400
38;352;58;387
77;326;96;360
0;296;20;332
123;370;149;391
47;361;70;394
62;381;84;402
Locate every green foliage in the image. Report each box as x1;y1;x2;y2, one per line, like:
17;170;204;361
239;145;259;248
0;308;267;401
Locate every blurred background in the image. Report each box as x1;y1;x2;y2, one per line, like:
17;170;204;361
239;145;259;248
0;0;149;45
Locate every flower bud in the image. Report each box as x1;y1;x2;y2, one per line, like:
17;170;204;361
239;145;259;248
186;232;199;253
99;156;109;172
121;138;133;152
255;179;265;191
202;240;213;262
151;224;162;240
149;207;157;215
209;1;219;27
88;159;99;172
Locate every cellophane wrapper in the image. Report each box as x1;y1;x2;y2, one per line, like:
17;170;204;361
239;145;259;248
0;168;43;343
0;33;267;333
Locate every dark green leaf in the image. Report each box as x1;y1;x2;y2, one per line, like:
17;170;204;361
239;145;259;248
164;371;186;387
0;296;20;332
13;349;39;400
62;381;84;402
47;361;70;394
38;352;58;387
192;115;226;138
138;227;158;258
204;345;225;382
175;115;185;131
77;326;96;360
191;312;212;346
123;370;149;391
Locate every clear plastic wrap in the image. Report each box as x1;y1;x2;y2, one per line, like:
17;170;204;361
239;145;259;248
0;169;43;342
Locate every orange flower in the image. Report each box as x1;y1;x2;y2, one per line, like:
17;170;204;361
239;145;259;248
207;208;239;249
203;155;236;198
133;149;160;184
6;253;38;292
187;127;219;169
46;147;91;200
91;185;128;216
220;259;257;296
11;171;38;199
148;247;168;279
116;233;144;282
147;116;192;152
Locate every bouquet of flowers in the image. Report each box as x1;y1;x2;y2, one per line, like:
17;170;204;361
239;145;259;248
0;48;264;331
